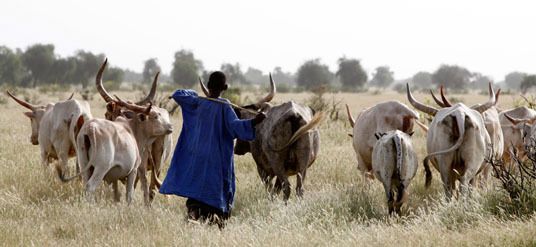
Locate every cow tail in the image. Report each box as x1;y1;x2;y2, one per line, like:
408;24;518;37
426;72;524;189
393;134;409;205
269;111;326;152
423;111;466;189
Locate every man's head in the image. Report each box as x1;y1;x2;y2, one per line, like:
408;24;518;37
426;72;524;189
207;71;228;97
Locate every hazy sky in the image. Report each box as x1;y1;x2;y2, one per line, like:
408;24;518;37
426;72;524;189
1;0;535;81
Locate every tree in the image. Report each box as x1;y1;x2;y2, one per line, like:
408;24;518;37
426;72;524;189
21;44;56;87
103;66;124;83
244;67;266;85
72;50;105;88
296;59;333;89
412;71;432;88
47;57;77;85
432;64;471;89
505;72;526;90
221;63;247;85
369;66;394;88
171;49;202;87
336;57;367;91
0;46;22;85
142;58;161;84
471;73;493;91
520;75;536;94
272;67;294;85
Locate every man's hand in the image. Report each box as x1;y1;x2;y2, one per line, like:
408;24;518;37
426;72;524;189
251;112;266;126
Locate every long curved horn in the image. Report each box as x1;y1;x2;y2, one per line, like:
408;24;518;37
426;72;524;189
471;82;495;113
504;113;525;125
440;85;453;107
199;77;210;97
430;89;447;107
254;73;276;108
114;95;151;115
406;83;438;116
136;72;159;105
96;58;113;103
6;90;37;111
345;104;355;128
67;92;74;100
494;88;501;106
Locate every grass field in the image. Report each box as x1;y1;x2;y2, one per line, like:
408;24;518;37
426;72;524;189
1;89;535;246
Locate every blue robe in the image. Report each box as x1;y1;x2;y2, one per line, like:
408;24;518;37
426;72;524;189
159;89;256;212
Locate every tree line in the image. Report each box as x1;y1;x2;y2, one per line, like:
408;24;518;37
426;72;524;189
1;43;535;92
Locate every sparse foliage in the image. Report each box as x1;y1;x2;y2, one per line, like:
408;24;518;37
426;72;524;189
369;66;394;88
412;71;433;88
505;72;525;90
432;64;471;89
142;58;161;84
171;49;202;87
520;75;536;94
296;59;333;90
337;57;367;91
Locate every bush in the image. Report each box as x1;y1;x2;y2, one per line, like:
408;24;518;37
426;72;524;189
222;87;243;106
306;84;342;121
102;80;122;92
486;142;536;217
38;84;70;94
276;83;292;93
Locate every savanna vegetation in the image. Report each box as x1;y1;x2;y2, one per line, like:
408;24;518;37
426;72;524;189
1;87;536;246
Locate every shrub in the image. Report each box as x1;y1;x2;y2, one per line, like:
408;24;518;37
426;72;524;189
38;84;70;94
102;80;122;92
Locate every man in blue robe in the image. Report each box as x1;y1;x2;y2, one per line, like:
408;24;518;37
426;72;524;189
159;71;265;225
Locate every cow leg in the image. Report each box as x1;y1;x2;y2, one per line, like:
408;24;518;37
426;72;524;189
437;155;454;201
357;154;374;181
137;157;150;206
85;166;107;203
296;170;307;198
112;180;121;202
40;151;49;175
382;180;394;215
125;168;138;204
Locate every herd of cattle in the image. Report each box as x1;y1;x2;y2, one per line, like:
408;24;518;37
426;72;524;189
6;58;536;215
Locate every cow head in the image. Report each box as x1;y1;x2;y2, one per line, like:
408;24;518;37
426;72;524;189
96;59;158;121
114;96;173;146
199;74;276;155
6;91;50;145
504;113;535;148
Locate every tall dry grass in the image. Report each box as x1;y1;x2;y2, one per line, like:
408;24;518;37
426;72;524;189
0;89;535;246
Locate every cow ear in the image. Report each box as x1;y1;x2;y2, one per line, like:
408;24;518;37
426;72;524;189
408;131;414;137
106;102;115;112
374;133;381;140
138;113;147;122
23;112;35;118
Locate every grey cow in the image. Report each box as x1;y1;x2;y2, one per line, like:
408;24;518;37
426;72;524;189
372;130;418;215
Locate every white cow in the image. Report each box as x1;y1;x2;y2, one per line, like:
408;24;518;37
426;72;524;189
7;91;92;173
407;83;495;199
346;101;419;179
57;98;173;203
372;130;418;215
95;59;173;205
430;86;503;184
499;106;536;163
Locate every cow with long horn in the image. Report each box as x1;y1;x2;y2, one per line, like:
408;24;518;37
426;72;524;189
407;83;494;199
225;75;324;200
430;84;503;185
499;106;536;163
96;59;172;205
7;91;92;175
56;97;173;204
345;101;420;179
